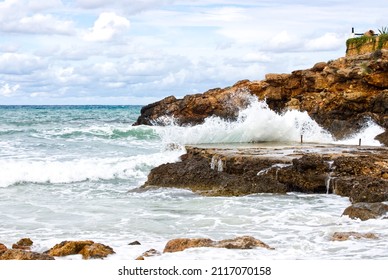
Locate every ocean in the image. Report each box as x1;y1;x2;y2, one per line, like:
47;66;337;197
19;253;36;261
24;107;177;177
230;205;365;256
0;102;387;260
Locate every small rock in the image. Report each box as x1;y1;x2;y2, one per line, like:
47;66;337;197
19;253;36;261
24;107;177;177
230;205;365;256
163;238;214;253
79;243;115;260
12;238;34;251
331;232;378;241
0;249;55;260
136;248;161;260
215;236;274;250
128;241;141;246
342;202;388;221
163;236;273;253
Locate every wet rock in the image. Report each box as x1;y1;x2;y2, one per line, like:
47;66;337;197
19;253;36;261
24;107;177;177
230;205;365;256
164;238;214;253
0;249;54;260
12;238;33;250
79;243;115;259
142;146;388;199
128;241;141;246
45;240;114;259
215;236;274;250
0;243;8;254
163;236;273;253
331;232;378;241
277;155;329;193
135;249;161;260
334;176;388;203
342;202;388;220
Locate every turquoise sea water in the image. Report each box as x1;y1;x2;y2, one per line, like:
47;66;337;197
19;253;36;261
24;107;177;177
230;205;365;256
0;104;386;260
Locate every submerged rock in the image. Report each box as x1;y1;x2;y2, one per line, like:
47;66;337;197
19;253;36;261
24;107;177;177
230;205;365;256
163;236;273;253
331;232;378;241
342;202;388;220
135;249;162;260
0;249;54;260
45;240;115;259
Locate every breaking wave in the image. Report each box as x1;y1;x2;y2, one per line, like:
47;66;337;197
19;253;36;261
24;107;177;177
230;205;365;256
157;98;334;145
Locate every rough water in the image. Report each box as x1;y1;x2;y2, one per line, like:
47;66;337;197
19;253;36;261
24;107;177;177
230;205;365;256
0;103;386;260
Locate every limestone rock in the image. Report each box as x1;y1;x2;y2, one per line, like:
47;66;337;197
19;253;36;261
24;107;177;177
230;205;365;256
342;202;388;220
45;240;114;259
0;249;54;260
163;236;273;253
214;236;274;250
79;243;115;259
163;238;214;253
331;232;378;241
12;238;33;250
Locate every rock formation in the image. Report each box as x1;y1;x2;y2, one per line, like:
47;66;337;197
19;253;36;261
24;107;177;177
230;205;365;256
141;145;388;201
134;50;388;145
45;240;115;259
342;202;388;220
0;249;55;260
163;236;273;253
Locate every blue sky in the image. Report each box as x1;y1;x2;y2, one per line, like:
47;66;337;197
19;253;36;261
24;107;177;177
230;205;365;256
0;0;386;105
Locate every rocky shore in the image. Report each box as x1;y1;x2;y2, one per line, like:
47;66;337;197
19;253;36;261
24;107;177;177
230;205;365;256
134;49;388;221
140;144;387;220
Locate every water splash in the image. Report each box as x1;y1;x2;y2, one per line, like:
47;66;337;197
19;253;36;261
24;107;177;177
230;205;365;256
336;119;384;146
157;97;334;145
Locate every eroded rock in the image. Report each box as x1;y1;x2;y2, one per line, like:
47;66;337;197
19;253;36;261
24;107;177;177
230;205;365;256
0;249;54;260
45;240;114;259
163;236;273;253
342;202;388;220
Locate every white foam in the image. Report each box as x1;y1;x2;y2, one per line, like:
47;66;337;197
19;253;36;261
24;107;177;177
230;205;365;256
336;119;384;146
157;98;334;145
0;150;183;188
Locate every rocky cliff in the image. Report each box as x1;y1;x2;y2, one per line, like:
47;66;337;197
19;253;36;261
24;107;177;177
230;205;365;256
134;50;388;145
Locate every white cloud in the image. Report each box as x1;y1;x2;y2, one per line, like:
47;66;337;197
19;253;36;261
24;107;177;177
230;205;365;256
83;12;131;42
0;53;46;74
0;82;20;97
305;33;345;51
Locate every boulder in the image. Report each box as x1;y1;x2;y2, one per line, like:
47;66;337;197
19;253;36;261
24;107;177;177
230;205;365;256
163;236;273;253
0;249;54;260
12;238;33;250
164;238;214;253
128;241;141;246
45;240;114;259
214;236;274;250
342;202;388;220
331;232;378;241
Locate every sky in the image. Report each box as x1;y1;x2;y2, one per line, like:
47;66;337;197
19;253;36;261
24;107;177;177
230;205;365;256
0;0;386;105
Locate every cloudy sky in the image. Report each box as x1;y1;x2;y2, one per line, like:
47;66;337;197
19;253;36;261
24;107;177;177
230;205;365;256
0;0;386;105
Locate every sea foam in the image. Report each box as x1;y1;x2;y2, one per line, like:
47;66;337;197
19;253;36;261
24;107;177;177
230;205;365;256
157;98;334;145
157;97;384;146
